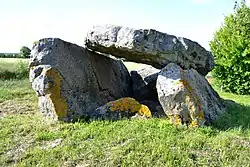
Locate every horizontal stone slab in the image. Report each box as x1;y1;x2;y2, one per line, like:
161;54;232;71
85;25;214;76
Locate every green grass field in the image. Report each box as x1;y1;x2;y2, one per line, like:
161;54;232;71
0;58;29;72
0;58;250;166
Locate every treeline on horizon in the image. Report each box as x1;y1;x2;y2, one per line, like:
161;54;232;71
0;53;21;58
0;46;31;58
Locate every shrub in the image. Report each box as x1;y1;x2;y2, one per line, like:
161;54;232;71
0;61;29;80
210;1;250;95
15;60;29;79
0;53;6;58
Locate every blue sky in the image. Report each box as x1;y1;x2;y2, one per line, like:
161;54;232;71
0;0;248;52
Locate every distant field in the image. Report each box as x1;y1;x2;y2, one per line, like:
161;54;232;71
0;58;29;72
0;58;146;72
124;61;151;71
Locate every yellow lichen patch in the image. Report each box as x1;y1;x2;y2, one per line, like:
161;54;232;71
44;68;67;118
176;72;205;127
106;97;152;118
190;120;199;127
169;115;182;125
138;105;152;118
184;80;205;126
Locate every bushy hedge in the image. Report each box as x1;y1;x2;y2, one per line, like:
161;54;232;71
0;61;29;80
0;53;20;58
210;2;250;95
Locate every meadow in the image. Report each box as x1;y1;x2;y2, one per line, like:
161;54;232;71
0;58;250;167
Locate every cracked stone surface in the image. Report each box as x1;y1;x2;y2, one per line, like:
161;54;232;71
29;38;133;121
156;63;226;126
85;24;214;76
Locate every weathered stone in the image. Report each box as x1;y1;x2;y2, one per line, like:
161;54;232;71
130;66;166;118
140;100;165;118
156;63;225;126
94;97;152;120
85;25;214;76
130;66;160;101
29;38;133;121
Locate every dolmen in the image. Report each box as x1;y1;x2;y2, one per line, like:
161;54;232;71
29;25;225;126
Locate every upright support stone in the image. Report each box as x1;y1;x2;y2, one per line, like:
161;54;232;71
30;38;133;121
156;63;225;126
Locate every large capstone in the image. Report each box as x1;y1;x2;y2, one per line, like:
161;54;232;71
156;63;225;126
29;38;133;121
85;25;214;76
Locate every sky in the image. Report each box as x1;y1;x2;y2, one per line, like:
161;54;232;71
0;0;249;53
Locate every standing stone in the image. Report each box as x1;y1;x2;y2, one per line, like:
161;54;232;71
156;63;225;126
29;38;133;121
140;100;166;118
130;66;166;117
130;66;160;101
85;25;214;76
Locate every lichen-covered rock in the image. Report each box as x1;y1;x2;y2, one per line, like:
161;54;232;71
130;66;167;118
85;25;214;76
29;38;133;121
140;100;165;118
94;97;152;120
156;63;225;127
130;66;160;101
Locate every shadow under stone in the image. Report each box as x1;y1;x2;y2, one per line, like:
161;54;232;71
210;99;250;131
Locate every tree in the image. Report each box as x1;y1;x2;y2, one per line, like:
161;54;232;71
0;53;6;58
209;1;250;95
20;46;31;58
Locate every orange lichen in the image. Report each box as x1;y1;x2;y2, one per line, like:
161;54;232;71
173;70;205;127
190;120;199;127
43;68;67;118
138;105;152;118
106;97;152;118
169;115;182;125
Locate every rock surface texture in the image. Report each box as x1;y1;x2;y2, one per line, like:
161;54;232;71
130;66;160;101
140;100;165;118
156;63;225;126
29;38;133;121
130;66;165;118
85;25;214;76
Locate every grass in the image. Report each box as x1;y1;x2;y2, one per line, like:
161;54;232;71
0;79;35;102
0;58;29;80
0;58;29;72
0;59;250;166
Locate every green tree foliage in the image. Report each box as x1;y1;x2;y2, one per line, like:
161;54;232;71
210;1;250;95
20;46;31;58
0;53;6;58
